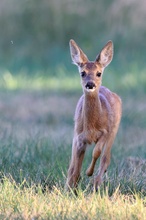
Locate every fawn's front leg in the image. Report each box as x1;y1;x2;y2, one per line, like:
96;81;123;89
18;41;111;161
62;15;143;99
66;134;86;189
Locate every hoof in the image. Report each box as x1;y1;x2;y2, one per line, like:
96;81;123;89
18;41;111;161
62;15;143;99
93;185;99;193
86;167;93;176
93;176;102;191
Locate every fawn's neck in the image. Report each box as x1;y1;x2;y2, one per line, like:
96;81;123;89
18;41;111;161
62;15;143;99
83;91;102;130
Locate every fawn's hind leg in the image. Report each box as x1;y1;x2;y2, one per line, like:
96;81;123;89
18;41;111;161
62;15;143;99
94;113;121;190
93;131;117;190
66;136;86;189
86;133;107;176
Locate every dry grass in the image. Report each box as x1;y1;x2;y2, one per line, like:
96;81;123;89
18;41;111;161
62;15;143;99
0;176;145;220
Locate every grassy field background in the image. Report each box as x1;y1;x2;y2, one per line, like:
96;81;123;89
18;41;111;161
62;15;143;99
0;69;145;219
0;0;146;219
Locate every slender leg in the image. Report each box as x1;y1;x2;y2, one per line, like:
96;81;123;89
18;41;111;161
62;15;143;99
86;134;106;176
93;132;117;191
66;136;86;189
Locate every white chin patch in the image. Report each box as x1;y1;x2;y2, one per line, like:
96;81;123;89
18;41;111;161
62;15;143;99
85;87;96;92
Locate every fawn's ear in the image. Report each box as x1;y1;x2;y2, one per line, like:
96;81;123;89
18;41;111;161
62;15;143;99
96;41;113;68
69;39;88;67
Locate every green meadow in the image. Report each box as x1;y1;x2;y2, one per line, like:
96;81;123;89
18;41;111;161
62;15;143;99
0;0;146;219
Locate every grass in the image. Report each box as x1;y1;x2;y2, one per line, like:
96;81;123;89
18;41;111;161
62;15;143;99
0;177;145;219
0;67;145;219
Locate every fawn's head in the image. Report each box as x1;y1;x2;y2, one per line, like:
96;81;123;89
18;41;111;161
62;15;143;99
69;39;113;93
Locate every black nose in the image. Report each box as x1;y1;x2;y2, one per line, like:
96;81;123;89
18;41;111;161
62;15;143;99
85;81;96;90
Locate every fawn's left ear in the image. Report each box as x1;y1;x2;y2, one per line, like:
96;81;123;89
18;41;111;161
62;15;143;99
96;41;113;68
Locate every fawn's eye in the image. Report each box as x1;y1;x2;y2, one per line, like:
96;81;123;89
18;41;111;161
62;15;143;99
96;72;101;77
81;71;86;77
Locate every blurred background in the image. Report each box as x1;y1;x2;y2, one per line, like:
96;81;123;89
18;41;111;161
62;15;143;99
0;0;146;185
0;0;146;91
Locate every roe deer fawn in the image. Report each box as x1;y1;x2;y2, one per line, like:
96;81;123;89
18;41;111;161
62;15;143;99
66;39;122;191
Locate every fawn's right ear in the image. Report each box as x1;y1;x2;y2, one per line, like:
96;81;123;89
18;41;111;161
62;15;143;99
69;39;88;67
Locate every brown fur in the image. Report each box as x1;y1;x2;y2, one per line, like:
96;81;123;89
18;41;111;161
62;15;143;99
66;39;122;191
